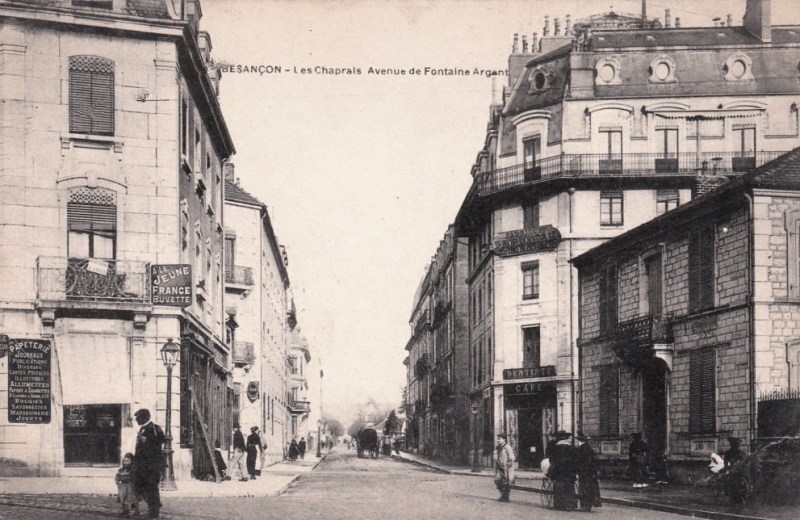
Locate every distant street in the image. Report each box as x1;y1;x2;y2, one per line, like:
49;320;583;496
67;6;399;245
0;448;692;520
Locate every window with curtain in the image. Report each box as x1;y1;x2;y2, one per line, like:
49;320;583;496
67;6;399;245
67;188;116;259
69;56;114;136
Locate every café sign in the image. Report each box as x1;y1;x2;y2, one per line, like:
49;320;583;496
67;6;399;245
8;339;51;424
503;365;556;380
504;381;549;396
151;264;192;307
493;225;561;257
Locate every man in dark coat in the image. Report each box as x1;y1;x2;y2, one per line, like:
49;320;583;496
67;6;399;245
229;423;248;481
298;437;307;460
549;430;578;511
133;408;165;519
575;433;602;511
629;433;649;488
723;436;748;504
246;427;261;480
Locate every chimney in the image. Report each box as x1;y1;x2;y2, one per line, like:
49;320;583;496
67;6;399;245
522;35;528;53
665;9;671;28
512;33;519;53
565;14;571;35
727;14;733;27
224;162;235;183
543;16;550;36
554;17;561;36
675;17;681;27
532;32;539;52
713;17;721;27
743;0;771;42
642;0;647;25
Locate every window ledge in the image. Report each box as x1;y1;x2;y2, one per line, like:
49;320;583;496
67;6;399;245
522;295;539;301
61;134;123;153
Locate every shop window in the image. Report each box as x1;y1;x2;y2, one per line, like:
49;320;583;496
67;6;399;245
64;404;121;465
689;347;716;435
69;56;114;136
599;365;619;436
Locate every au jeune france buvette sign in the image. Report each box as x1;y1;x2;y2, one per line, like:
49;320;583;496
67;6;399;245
151;264;192;307
8;338;51;424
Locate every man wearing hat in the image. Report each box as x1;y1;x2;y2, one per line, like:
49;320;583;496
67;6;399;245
629;433;649;488
493;432;515;502
133;408;165;519
246;426;261;480
575;433;601;511
723;436;747;504
549;431;578;510
229;423;248;481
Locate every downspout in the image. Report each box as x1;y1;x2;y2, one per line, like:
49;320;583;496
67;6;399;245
568;187;577;435
744;192;756;451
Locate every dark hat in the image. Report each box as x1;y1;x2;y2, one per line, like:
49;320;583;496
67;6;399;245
251;426;258;432
554;430;571;440
728;436;741;446
233;423;240;429
631;432;642;439
133;408;150;420
575;432;590;442
497;432;507;439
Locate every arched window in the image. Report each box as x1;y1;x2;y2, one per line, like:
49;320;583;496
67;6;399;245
69;56;115;135
67;187;117;259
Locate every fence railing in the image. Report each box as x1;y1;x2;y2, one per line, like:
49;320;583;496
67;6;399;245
37;257;149;302
225;265;253;286
232;341;255;365
612;313;674;343
476;151;787;195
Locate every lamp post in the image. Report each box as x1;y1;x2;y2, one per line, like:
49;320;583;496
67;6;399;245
316;419;322;458
160;338;180;491
471;402;481;473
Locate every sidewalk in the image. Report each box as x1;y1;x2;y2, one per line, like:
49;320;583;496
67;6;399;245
392;451;798;520
0;455;325;498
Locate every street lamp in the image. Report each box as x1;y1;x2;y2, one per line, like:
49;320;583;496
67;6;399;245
471;402;481;473
316;419;322;458
160;338;180;491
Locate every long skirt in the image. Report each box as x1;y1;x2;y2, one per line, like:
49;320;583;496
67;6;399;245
553;478;577;511
246;447;258;476
578;474;602;510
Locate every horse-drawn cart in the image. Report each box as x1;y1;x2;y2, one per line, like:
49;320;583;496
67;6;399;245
357;428;380;458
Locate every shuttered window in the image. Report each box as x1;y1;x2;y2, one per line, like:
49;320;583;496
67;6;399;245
599;365;620;436
522;326;540;368
645;254;663;316
69;56;114;136
599;265;618;336
689;347;716;435
689;225;715;313
67;188;116;259
523;200;539;229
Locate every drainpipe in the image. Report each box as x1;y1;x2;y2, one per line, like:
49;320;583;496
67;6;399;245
568;187;577;435
744;192;756;452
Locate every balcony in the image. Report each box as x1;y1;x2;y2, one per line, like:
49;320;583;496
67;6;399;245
609;314;674;368
36;257;149;304
414;354;431;378
475;151;786;196
224;265;253;291
288;399;311;415
232;341;255;366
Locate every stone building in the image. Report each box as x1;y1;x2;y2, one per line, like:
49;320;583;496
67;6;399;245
223;170;298;466
573;147;800;482
0;0;234;479
287;327;312;443
453;0;800;469
404;268;432;454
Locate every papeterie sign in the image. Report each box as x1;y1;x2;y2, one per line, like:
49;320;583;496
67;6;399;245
8;339;51;424
151;264;192;307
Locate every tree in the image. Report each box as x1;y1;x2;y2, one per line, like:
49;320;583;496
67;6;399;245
384;409;399;436
347;419;366;438
324;417;344;438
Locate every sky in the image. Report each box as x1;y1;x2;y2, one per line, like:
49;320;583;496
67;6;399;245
199;0;799;423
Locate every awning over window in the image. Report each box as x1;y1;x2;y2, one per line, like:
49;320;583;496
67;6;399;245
649;109;764;120
57;334;133;405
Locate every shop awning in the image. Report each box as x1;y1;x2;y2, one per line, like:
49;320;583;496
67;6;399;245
57;334;133;405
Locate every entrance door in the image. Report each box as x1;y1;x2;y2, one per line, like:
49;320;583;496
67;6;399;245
642;359;668;459
63;404;121;465
517;408;544;469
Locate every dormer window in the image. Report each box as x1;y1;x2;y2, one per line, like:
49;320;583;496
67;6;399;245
724;52;754;82
595;57;622;85
649;55;677;83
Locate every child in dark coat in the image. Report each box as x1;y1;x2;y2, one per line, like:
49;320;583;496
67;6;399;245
115;452;141;516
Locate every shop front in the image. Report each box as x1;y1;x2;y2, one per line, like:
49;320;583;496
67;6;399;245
503;366;557;469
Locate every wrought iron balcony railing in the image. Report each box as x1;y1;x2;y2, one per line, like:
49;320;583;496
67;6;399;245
288;399;311;413
225;265;253;286
476;151;787;196
37;257;149;303
612;313;674;344
232;341;255;365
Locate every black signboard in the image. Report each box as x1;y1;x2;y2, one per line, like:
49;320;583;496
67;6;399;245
8;339;51;424
503;365;556;380
151;264;192;306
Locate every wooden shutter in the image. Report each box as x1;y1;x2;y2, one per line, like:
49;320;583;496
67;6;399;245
599;365;619;436
69;56;114;136
689;226;715;313
690;347;716;435
646;254;663;316
600;266;618;335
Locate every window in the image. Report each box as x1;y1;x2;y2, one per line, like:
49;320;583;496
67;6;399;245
181;99;190;160
67;188;116;259
643;254;663;316
599;265;618;336
600;129;622;156
225;235;235;276
786;210;800;299
194;128;202;175
689;225;715;313
64;404;121;465
487;272;493;309
690;347;716;435
69;56;114;136
600;190;623;226
655;128;679;173
522;326;540;368
732;126;756;172
599;365;620;436
523;200;539;229
656;189;679;215
522;261;540;300
523;136;541;180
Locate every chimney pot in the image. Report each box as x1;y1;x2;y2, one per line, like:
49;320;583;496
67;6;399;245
522;35;528;53
554;17;561;36
544;16;550;36
513;33;519;53
224;162;235;183
532;32;539;52
675;17;681;27
665;9;671;28
727;13;733;27
565;14;571;34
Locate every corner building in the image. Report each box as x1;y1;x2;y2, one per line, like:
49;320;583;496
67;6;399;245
454;0;800;469
0;0;234;479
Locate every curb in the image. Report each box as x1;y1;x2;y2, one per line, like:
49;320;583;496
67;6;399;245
275;452;328;496
392;455;773;520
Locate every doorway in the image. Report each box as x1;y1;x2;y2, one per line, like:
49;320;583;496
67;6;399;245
642;359;668;458
517;408;544;469
63;404;121;466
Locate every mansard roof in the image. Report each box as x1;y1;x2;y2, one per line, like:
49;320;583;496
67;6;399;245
572;146;800;267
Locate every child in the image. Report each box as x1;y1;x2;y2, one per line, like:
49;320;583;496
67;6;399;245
115;452;140;516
